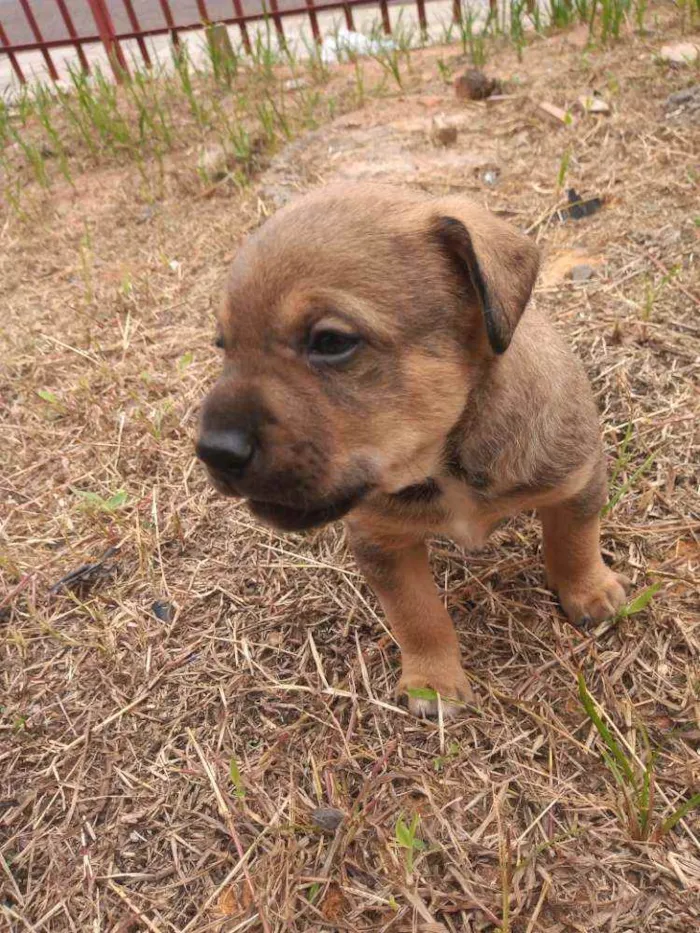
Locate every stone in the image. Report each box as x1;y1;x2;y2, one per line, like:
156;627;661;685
570;264;595;282
577;92;611;115
455;68;500;101
311;807;344;833
665;85;700;123
431;116;458;147
283;77;309;91
538;101;573;126
659;42;699;65
198;144;229;181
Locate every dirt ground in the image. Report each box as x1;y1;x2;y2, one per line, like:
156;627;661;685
2;15;700;933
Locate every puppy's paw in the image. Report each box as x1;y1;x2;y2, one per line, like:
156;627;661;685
398;659;474;718
555;565;631;630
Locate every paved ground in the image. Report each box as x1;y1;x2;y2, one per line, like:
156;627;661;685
1;0;459;94
1;1;356;43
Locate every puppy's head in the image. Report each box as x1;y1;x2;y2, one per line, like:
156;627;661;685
197;184;539;531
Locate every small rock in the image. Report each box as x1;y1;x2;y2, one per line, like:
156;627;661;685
481;165;500;186
577;92;611;115
666;86;699;107
136;204;156;225
665;84;700;123
283;77;308;91
455;68;500;101
538;101;573;126
431;116;458;147
660;42;699;65
311;807;345;833
569;264;595;282
198;144;230;181
152;600;174;623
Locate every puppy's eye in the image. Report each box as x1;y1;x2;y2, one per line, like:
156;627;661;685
307;329;361;364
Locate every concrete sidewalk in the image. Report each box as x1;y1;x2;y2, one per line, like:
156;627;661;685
1;1;467;97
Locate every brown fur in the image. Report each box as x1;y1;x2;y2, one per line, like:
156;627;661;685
197;183;629;716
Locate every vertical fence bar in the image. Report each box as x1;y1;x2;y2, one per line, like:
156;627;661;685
158;0;180;47
196;0;210;22
452;0;462;24
55;0;90;73
305;0;321;43
86;0;129;82
18;0;59;80
379;0;391;34
122;0;152;68
415;0;428;36
0;20;26;84
343;3;355;30
231;0;251;54
267;0;286;45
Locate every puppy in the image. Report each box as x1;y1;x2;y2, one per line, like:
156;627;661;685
197;183;629;716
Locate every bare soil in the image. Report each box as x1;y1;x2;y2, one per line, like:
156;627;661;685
2;16;699;933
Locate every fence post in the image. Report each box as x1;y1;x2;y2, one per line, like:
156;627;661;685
0;20;26;84
232;0;251;55
18;0;59;80
86;0;129;82
55;0;90;73
122;0;152;69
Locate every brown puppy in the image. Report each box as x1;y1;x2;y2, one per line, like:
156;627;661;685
197;183;629;716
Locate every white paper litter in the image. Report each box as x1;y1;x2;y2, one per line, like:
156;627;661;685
320;28;396;65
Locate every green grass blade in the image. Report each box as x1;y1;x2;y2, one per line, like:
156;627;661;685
661;793;700;835
577;674;637;786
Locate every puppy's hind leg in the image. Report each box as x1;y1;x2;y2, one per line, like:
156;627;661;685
348;528;473;717
539;458;630;629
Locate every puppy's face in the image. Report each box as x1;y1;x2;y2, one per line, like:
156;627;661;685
197;185;539;531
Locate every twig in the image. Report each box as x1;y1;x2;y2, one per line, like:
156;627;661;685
644;249;700;309
187;729;272;933
55;645;201;756
106;880;163;933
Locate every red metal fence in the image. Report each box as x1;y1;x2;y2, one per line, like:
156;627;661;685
0;0;471;86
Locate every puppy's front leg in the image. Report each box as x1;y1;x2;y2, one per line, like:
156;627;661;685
348;528;473;716
539;469;629;627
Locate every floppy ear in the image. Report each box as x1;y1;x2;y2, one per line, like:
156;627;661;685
432;213;540;354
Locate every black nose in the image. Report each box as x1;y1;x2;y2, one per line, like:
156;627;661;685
196;429;256;473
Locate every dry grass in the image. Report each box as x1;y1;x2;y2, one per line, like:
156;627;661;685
2;9;700;932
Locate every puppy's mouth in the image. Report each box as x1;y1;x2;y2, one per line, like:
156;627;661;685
248;486;369;531
205;467;369;531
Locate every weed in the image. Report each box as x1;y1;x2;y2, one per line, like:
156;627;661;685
172;45;207;128
205;23;240;86
229;757;245;798
604;448;656;515
352;57;366;106
436;58;453;84
458;6;488;66
578;673;655;839
603;423;656;515
578;674;700;840
8;125;50;188
71;488;129;513
36;389;61;406
549;0;576;30
433;740;461;771
394;813;425;877
510;0;529;59
33;82;73;185
599;0;631;41
557;145;572;190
